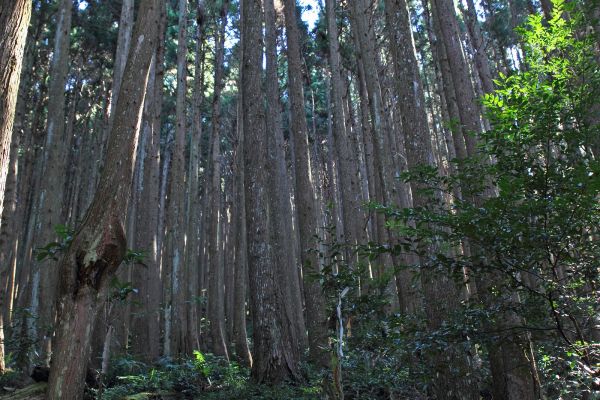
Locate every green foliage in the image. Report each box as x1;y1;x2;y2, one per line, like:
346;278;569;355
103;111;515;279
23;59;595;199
34;224;74;261
98;354;321;400
316;3;600;398
384;3;599;397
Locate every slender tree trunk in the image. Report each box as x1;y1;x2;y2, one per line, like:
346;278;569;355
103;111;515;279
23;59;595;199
163;0;190;357
183;0;206;353
241;0;301;383
384;1;480;398
325;0;366;259
232;111;252;366
462;0;494;94
32;0;72;364
431;0;482;155
540;0;553;19
46;1;161;397
207;0;230;359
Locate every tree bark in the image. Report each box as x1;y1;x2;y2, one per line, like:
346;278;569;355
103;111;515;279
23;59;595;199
130;4;165;359
325;0;367;261
0;0;31;230
46;0;161;397
282;0;329;367
207;0;230;359
31;0;72;364
241;0;301;383
163;0;190;357
264;0;307;354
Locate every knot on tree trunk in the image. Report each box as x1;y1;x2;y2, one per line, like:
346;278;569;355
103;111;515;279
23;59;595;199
75;213;126;293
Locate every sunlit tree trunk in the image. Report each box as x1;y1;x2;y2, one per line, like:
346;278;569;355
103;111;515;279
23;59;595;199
130;3;166;359
0;0;30;230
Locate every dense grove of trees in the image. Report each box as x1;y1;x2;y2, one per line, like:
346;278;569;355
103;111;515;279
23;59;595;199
0;0;598;399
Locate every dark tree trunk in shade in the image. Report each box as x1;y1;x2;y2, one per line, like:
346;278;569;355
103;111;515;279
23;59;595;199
46;1;161;397
241;0;301;383
282;0;329;367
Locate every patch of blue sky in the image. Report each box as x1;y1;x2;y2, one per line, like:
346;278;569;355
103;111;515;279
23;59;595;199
299;0;321;30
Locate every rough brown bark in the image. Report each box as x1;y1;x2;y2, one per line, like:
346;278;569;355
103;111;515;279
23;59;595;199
383;1;480;398
163;0;190;357
232;115;252;367
431;0;482;155
462;0;494;95
231;7;252;365
264;0;307;353
130;3;166;359
0;0;30;230
31;0;72;364
241;0;301;383
46;0;160;397
325;0;366;258
282;0;329;367
207;0;230;359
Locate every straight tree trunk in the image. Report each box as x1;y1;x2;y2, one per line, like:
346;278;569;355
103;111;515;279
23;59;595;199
130;4;165;359
207;0;230;359
32;0;72;364
183;0;206;352
0;0;31;229
163;0;189;357
264;0;307;353
431;0;482;155
46;1;161;397
325;0;366;259
241;0;301;383
385;1;480;398
232;110;252;367
282;0;329;367
462;0;494;94
0;0;31;369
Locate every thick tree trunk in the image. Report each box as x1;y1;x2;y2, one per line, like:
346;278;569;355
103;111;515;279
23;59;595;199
46;1;160;397
264;0;307;353
91;0;137;369
282;0;329;367
0;0;30;229
130;14;165;359
241;0;301;383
